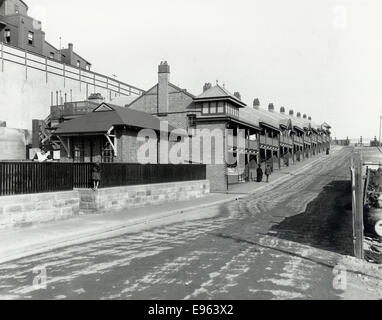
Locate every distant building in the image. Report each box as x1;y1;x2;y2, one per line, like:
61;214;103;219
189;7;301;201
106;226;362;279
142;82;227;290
332;138;350;146
370;137;380;147
0;0;91;69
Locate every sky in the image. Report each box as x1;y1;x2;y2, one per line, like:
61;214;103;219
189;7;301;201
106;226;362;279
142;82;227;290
28;0;382;140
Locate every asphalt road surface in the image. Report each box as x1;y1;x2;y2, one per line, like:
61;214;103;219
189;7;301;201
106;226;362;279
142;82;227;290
1;147;381;300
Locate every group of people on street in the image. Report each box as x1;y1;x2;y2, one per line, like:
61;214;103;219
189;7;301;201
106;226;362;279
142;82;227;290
256;164;272;183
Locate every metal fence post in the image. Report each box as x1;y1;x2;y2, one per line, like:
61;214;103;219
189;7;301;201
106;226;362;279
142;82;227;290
352;152;364;259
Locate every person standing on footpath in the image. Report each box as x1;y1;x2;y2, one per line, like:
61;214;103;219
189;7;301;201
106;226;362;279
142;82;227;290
92;162;101;191
257;164;263;182
265;164;272;183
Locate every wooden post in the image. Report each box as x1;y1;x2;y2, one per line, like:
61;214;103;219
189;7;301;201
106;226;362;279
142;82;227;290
352;152;364;259
63;64;66;87
1;42;4;72
45;57;48;83
25;49;28;80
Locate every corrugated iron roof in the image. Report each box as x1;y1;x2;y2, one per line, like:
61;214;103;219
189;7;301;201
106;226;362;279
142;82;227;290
195;84;246;108
55;103;175;135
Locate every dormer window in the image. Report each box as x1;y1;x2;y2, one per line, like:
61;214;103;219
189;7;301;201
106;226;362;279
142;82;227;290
201;102;227;115
28;31;34;45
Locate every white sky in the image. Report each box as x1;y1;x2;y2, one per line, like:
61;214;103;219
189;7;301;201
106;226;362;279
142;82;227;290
29;0;382;140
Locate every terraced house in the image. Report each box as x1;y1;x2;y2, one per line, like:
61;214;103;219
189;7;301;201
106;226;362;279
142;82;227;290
127;62;331;192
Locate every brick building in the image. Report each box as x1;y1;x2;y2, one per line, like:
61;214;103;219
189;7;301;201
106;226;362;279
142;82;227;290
0;0;91;69
127;62;332;191
53;61;331;192
55;103;176;163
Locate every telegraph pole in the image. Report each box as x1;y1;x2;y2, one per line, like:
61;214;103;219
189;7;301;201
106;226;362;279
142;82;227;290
379;116;382;147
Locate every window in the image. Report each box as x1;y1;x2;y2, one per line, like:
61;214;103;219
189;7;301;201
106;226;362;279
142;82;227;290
210;102;217;114
217;102;224;113
4;29;10;43
188;115;197;129
77;60;81;68
28;31;34;46
73;142;85;163
102;141;114;163
202;102;209;115
15;5;19;13
49;52;55;59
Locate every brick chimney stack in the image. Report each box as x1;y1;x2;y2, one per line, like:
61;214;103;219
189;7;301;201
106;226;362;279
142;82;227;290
280;107;285;114
308;116;312;121
203;83;212;92
253;98;260;109
297;112;301;118
268;103;275;112
234;92;241;100
289;110;294;116
303;114;307;119
158;61;170;114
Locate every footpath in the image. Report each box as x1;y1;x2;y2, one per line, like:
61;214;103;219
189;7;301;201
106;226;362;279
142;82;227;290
0;147;342;265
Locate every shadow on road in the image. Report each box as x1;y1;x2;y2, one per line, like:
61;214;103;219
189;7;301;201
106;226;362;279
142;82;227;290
269;180;354;256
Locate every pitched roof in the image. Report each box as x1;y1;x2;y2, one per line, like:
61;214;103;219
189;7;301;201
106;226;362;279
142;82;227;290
55;103;175;135
195;85;246;108
127;83;195;108
245;107;282;131
238;107;261;128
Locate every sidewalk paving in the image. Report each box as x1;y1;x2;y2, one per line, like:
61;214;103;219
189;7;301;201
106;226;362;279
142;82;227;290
0;147;343;265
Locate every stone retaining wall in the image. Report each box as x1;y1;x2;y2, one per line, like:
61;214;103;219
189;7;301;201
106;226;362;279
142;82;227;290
0;180;210;230
0;191;80;230
79;180;210;214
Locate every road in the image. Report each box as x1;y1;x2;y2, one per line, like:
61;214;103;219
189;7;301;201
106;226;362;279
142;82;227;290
0;147;381;300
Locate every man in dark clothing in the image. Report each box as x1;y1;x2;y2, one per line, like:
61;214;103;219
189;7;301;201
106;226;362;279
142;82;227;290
257;165;263;182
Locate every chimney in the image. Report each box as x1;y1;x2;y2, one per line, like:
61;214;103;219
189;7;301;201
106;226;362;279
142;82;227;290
303;114;307;119
280;107;285;114
308;116;312;121
289;110;294;116
297;112;301;118
88;93;104;104
253;98;260;109
268;103;275;112
234;92;241;100
158;61;170;114
203;83;212;92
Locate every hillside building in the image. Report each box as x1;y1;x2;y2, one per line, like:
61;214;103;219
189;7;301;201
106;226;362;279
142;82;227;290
0;0;91;69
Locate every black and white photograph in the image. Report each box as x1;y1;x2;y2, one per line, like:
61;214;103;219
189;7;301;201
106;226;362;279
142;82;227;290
0;0;381;306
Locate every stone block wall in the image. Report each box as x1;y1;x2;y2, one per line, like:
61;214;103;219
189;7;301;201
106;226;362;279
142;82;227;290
79;180;210;214
0;191;80;230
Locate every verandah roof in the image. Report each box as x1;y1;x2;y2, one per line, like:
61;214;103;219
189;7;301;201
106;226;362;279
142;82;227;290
55;103;176;135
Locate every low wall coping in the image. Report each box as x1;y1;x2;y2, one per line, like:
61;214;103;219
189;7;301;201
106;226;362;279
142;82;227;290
74;179;210;192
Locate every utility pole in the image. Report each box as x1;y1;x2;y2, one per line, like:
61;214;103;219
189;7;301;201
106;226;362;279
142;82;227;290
379;116;382;147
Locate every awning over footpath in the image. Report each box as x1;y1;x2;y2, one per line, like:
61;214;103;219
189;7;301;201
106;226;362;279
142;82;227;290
55;103;176;135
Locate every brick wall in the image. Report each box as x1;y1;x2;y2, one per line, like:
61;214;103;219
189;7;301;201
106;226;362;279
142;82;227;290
79;180;210;214
0;191;80;230
196;122;228;192
129;83;199;131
